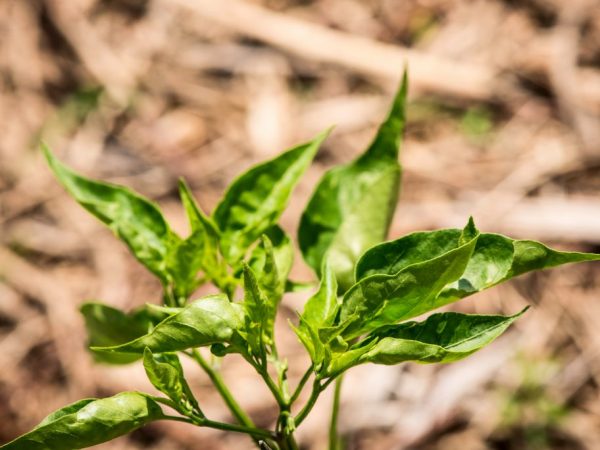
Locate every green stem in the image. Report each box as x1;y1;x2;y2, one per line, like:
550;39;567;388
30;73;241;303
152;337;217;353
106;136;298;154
278;432;300;450
163;415;274;440
151;396;178;410
263;368;288;407
328;376;343;450
202;419;275;440
163;415;194;424
188;350;268;448
289;366;313;405
187;350;255;428
247;354;288;408
294;379;323;426
162;286;176;307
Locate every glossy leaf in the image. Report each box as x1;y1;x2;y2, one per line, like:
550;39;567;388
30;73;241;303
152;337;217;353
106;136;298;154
0;392;163;449
80;302;153;365
325;339;378;377
357;227;600;308
43;145;177;284
507;239;600;278
299;73;407;292
361;309;526;367
93;295;244;354
143;348;200;415
294;264;344;369
166;231;207;301
214;130;329;263
356;229;463;280
340;219;479;339
290;317;328;369
301;262;339;330
242;264;270;359
178;179;222;283
248;226;294;304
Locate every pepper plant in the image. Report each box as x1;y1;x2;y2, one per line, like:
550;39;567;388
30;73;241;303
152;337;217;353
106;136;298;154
4;72;600;450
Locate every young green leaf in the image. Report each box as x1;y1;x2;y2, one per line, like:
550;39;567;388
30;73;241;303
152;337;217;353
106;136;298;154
290;317;328;369
93;295;244;354
291;264;339;369
143;348;201;415
43;145;178;285
325;340;379;378
0;392;163;450
241;264;271;359
214;130;329;264
299;72;408;292
178;179;222;283
301;262;339;330
340;219;479;339
80;302;154;365
361;309;526;366
166;230;208;301
248;226;294;304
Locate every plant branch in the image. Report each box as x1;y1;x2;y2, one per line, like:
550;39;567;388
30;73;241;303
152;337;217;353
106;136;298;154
163;414;275;440
271;345;291;402
202;419;276;440
163;415;194;424
289;365;313;405
328;376;343;450
263;365;289;409
247;354;288;408
294;379;323;426
186;349;255;428
278;432;300;450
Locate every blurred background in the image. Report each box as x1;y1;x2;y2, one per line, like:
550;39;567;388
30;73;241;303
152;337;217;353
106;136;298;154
1;0;600;448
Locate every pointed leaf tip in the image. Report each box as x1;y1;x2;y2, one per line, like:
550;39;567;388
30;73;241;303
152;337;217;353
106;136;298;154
214;131;326;263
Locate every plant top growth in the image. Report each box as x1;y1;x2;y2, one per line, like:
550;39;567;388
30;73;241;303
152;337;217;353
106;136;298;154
3;72;600;450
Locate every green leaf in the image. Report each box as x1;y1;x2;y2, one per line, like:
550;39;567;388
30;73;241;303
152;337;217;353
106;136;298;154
214;130;329;264
301;262;339;330
241;264;271;359
292;264;339;368
244;230;294;359
143;348;200;415
178;179;222;283
356;228;464;280
248;226;294;302
357;227;600;308
361;309;526;367
80;302;154;365
166;230;207;301
299;72;407;292
290;317;328;369
507;239;600;278
340;219;479;339
0;392;163;449
93;295;244;354
43;145;178;285
440;236;600;305
325;339;378;377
